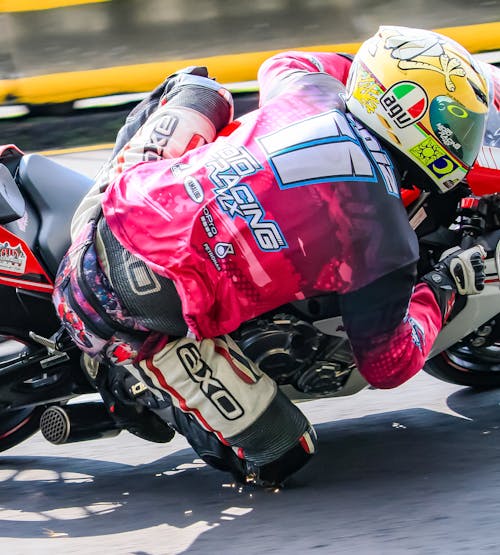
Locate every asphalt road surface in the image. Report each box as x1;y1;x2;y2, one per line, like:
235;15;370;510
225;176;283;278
1;152;500;555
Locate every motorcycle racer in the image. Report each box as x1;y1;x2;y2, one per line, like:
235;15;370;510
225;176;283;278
53;26;489;486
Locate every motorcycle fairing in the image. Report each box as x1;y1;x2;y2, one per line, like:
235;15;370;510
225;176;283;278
0;224;53;293
466;62;500;196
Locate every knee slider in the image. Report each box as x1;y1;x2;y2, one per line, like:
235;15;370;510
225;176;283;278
247;426;317;487
228;389;317;485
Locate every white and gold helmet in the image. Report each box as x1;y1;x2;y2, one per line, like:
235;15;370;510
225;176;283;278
346;26;489;192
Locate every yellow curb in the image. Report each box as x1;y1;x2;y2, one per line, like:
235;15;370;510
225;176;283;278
36;143;115;156
0;0;108;12
1;22;499;105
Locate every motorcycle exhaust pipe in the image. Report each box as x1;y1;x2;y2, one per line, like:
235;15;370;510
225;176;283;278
40;402;121;445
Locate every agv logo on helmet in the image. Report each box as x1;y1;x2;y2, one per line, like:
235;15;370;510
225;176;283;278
381;81;428;128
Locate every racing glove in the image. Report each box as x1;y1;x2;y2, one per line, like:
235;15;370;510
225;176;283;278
112;66;233;156
420;245;487;322
159;68;234;133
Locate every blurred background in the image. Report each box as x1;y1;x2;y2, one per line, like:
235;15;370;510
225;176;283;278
0;0;499;150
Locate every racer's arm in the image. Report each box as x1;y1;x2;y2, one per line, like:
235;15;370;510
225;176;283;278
71;67;233;240
341;246;486;389
257;51;352;105
340;265;441;389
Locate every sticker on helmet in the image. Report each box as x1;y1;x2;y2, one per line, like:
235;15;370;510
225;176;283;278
353;70;383;114
409;136;459;178
380;81;428;128
384;31;467;92
434;122;462;152
385;33;444;61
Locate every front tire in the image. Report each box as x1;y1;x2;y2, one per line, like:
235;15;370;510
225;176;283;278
425;342;500;388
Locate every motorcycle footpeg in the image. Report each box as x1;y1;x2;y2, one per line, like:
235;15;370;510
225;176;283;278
29;331;58;351
28;330;70;368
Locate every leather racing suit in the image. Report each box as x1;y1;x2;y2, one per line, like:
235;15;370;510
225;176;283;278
53;51;453;485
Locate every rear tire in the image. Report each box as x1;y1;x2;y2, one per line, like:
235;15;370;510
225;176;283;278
0;406;45;453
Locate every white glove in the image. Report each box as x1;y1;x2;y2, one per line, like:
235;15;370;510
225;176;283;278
439;245;487;295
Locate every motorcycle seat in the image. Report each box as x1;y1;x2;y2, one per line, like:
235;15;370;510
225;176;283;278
18;154;93;276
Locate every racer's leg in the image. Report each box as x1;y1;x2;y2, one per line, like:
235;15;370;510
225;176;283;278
130;335;317;486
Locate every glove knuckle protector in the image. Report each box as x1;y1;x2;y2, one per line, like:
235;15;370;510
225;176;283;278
421;245;486;322
448;245;486;295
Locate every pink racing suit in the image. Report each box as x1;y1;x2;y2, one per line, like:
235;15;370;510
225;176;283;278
102;51;442;389
54;51;449;485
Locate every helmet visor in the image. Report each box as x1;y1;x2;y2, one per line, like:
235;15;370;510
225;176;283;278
429;96;486;167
